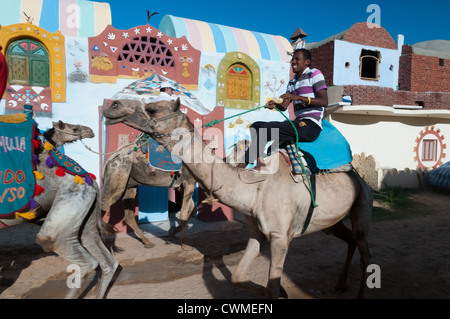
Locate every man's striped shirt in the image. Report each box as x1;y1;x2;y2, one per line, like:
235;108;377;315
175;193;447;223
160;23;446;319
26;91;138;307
286;67;327;128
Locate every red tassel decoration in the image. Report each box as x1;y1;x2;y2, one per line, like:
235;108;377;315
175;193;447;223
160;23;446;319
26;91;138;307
34;185;44;196
88;173;97;180
32;140;40;149
55;167;66;176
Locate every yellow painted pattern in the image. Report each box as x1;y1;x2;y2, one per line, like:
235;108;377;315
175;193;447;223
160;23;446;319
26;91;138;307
0;23;66;102
196;20;216;52
240;29;262;60
93;2;113;36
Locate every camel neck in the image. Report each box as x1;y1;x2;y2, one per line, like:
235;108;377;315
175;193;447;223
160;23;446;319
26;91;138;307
161;127;254;215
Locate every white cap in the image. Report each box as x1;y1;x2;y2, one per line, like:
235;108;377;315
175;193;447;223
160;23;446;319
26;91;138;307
160;81;174;89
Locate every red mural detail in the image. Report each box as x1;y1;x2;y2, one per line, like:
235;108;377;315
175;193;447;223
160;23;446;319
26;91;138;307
4;85;52;113
88;25;200;87
414;126;446;169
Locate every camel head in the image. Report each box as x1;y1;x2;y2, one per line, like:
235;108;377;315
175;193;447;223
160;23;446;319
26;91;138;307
103;98;185;138
44;120;94;148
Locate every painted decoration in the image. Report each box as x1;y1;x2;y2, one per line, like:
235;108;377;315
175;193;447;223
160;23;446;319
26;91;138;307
159;15;292;62
88;25;201;89
111;73;209;114
414;126;446;169
216;51;261;110
5;85;52;113
0;0;111;38
0;23;66;102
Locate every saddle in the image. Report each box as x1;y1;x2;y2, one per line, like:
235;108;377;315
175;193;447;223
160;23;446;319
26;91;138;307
136;134;183;172
238;119;354;184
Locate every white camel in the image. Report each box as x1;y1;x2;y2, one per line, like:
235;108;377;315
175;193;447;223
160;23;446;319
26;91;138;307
0;120;119;299
103;98;373;298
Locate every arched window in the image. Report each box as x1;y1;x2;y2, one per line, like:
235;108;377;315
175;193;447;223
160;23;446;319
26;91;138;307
7;39;50;86
226;64;251;100
217;52;261;110
360;49;380;81
118;36;175;68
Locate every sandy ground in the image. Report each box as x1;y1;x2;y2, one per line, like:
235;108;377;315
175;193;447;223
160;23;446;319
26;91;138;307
0;190;449;300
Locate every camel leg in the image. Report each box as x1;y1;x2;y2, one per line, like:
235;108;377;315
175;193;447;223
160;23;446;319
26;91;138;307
177;181;198;250
80;204;119;299
349;173;373;298
100;155;132;213
266;232;290;299
122;187;154;248
232;217;267;287
36;189;99;299
323;221;356;293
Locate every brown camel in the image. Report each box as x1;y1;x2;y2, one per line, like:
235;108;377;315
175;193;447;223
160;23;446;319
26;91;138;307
102;98;373;298
101;134;197;248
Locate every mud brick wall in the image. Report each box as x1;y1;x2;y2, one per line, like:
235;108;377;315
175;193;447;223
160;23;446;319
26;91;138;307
341;85;449;108
342;22;397;50
309;41;334;87
399;45;450;93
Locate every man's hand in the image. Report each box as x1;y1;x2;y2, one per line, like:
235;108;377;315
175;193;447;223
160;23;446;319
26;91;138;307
266;100;277;109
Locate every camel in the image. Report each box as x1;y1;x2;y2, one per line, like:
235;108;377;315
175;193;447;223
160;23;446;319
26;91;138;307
101;134;197;248
102;98;373;299
101;134;248;248
1;120;119;299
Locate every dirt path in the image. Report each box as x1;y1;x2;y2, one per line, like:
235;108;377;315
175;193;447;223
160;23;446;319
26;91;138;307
1;190;449;299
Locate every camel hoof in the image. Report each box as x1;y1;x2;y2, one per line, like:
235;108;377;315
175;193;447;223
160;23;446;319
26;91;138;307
143;241;155;248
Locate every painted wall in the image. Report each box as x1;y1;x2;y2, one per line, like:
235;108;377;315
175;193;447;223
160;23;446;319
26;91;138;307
0;0;111;37
333;40;401;89
330;112;449;188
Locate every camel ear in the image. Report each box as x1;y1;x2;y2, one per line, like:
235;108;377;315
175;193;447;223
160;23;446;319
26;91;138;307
172;97;181;112
57;120;65;129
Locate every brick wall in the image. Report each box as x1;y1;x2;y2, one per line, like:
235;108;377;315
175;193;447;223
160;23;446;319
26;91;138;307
399;45;450;92
395;90;450;109
309;41;334;87
342;85;450;109
343;86;395;106
342;22;397;50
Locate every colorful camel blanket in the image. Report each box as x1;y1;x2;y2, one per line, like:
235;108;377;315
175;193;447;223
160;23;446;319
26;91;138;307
45;146;95;186
297;119;352;172
0;114;38;218
138;134;182;172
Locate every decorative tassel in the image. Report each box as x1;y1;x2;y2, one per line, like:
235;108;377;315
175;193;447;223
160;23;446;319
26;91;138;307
29;198;39;210
34;171;44;180
32;154;38;165
44;142;53;151
55;167;65;176
15;211;37;220
32;140;40;149
74;175;84;184
46;156;57;168
88;173;97;180
34;185;44;196
84;175;93;186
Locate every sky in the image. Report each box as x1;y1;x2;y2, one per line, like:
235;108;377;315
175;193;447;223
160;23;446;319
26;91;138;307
97;0;450;46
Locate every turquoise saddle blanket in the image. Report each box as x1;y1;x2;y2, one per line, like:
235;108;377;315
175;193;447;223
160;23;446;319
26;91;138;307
147;136;183;172
298;119;352;172
0;115;37;217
